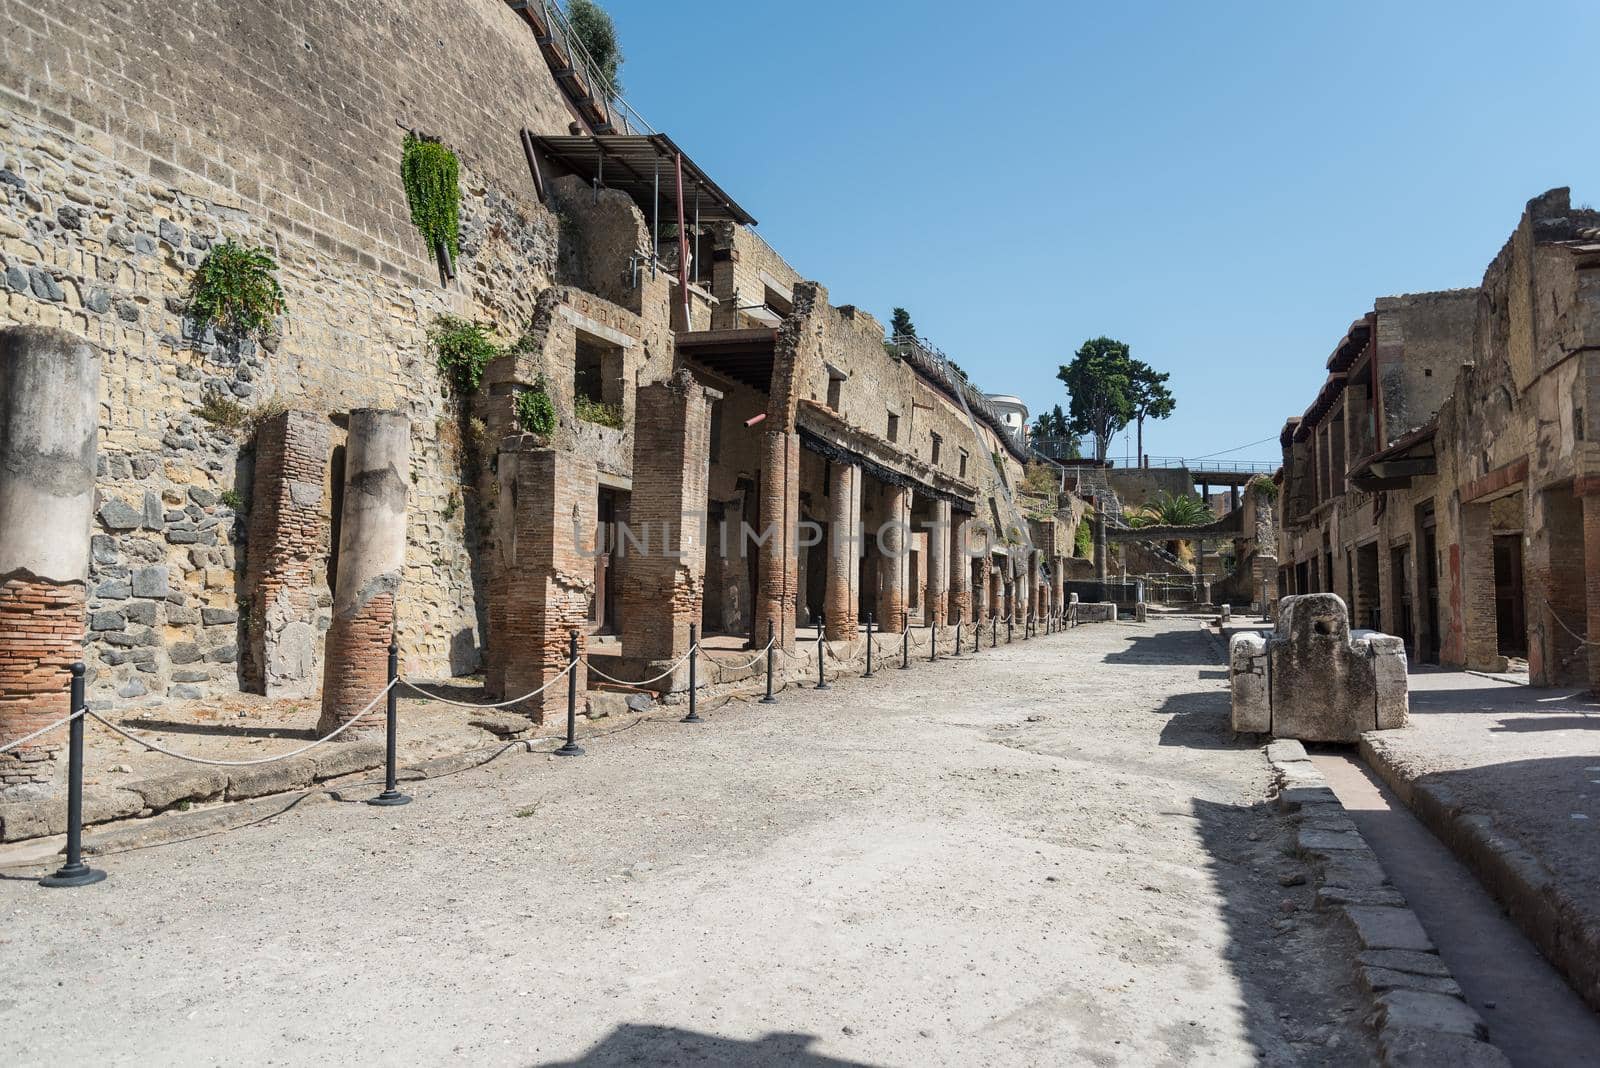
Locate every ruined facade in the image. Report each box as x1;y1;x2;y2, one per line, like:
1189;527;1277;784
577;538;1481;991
0;0;1085;792
1277;189;1600;690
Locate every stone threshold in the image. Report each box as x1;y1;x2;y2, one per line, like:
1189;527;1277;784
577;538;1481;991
1269;740;1512;1067
1360;733;1600;1018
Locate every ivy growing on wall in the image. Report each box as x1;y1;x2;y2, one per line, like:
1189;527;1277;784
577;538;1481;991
427;314;499;395
401;133;461;263
516;378;558;437
188;241;286;339
1248;474;1279;501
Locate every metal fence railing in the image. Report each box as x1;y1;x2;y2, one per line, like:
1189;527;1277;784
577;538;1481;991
511;0;655;135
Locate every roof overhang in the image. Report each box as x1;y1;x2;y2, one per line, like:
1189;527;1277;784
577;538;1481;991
1349;422;1438;491
677;328;777;391
529;134;758;226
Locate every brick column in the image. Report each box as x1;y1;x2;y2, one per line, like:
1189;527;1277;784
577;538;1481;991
1459;501;1501;672
0;327;99;797
925;499;951;628
242;410;329;698
875;484;911;633
621;373;718;684
823;461;861;641
319;410;409;735
753;428;800;651
949;514;973;624
489;444;596;721
1527;488;1588;687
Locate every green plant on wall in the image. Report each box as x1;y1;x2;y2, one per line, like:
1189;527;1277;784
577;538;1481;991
188;241;286;338
401;133;461;263
1074;517;1093;557
515;377;558;437
1248;474;1279;501
575;396;623;429
428;314;499;395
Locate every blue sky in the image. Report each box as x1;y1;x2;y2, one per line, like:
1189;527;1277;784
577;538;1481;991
607;1;1600;464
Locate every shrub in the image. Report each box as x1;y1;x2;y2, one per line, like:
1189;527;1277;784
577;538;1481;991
196;389;250;429
401;133;461;262
188;242;285;339
568;0;623;97
1249;474;1280;501
575;396;623;429
1074;518;1093;557
219;489;244;511
428;314;500;395
515;379;558;437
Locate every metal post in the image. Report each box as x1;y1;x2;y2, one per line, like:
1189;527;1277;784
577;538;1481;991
683;624;702;722
368;640;411;806
992;616;997;647
863;613;875;678
554;631;583;757
930;622;938;662
1007;617;1014;644
954;620;961;658
40;663;105;888
901;626;909;670
973;617;980;653
761;619;777;704
816;623;830;690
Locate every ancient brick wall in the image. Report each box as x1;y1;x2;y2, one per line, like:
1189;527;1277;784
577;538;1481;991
0;0;590;706
0;578;82;790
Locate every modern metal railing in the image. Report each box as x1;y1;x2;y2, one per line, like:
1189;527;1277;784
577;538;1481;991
511;0;656;135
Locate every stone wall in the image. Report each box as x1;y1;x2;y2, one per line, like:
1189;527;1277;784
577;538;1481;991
0;0;589;707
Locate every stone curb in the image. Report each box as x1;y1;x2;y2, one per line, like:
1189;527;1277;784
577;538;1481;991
1266;741;1511;1068
1360;733;1600;1017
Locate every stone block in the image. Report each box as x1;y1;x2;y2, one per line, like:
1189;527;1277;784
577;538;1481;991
1318;885;1408;908
1344;906;1436;952
1359;950;1452;978
1369;632;1410;730
129;769;226;810
98;499;142;530
1267;594;1406;742
1229;631;1269;732
1324;854;1392;890
309;740;385;781
1298;826;1368;855
1375;990;1487;1040
1264;738;1307;763
1361;966;1462;998
1378;1029;1511;1068
131;565;169;599
225;757;317;800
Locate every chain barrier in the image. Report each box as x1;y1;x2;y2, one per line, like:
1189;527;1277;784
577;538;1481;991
1541;596;1597;647
0;707;85;755
85;680;397;768
397;660;576;709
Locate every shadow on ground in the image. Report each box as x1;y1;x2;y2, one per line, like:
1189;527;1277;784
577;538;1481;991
540;1026;876;1067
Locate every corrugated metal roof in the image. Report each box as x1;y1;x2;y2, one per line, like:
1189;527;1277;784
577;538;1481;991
529;134;757;226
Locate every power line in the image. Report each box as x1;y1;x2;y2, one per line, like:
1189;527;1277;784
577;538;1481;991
1186;435;1280;461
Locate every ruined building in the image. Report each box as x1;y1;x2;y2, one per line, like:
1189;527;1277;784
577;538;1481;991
1277;188;1600;690
0;0;1084;793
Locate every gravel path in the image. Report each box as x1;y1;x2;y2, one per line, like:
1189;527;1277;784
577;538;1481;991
0;617;1372;1066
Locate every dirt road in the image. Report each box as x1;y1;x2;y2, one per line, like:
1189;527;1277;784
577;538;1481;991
0;617;1372;1066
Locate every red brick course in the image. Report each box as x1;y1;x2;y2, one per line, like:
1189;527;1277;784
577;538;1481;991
0;576;84;788
242;410;330;694
317;592;393;735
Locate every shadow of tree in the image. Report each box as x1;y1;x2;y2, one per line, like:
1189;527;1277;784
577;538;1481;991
540;1025;876;1067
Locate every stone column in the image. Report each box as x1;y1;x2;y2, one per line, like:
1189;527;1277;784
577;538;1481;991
875;484;910;632
622;373;718;683
754;428;800;651
1585;494;1600;693
949;514;973;624
1050;554;1065;621
823;461;861;641
489;443;596;720
0;327;98;797
242;409;330;698
925;499;951;628
319;410;409;735
1093;509;1107;586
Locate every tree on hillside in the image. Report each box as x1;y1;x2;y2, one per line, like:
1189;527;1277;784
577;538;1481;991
889;307;918;341
1127;359;1176;465
1056;337;1134;464
1031;405;1080;459
568;0;624;97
